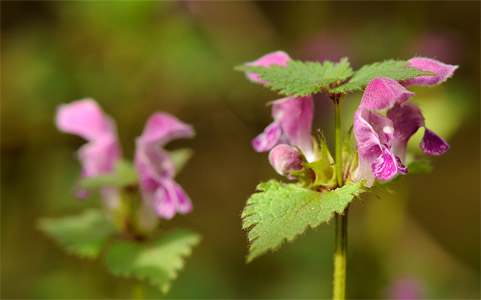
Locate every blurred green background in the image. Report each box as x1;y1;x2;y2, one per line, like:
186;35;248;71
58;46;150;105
1;1;480;299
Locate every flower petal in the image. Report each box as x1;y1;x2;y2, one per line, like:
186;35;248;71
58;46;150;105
353;106;386;187
387;102;425;161
245;51;291;83
252;122;283;152
271;95;314;161
152;178;192;219
152;182;176;220
372;146;407;180
402;57;458;87
56;98;116;141
268;144;303;179
171;180;193;214
138;113;194;148
420;128;450;155
78;136;121;177
361;78;414;110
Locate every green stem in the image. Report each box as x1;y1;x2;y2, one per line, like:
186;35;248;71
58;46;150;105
334;100;343;187
333;99;347;300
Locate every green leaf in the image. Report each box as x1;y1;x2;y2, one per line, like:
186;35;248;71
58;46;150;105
239;58;353;97
80;160;138;190
307;136;336;188
104;230;201;293
170;148;193;175
331;60;435;93
242;180;365;262
38;210;116;259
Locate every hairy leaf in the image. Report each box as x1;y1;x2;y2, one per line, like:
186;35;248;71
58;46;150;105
331;60;435;93
80;160;138;189
242;180;365;262
239;58;353;96
38;210;116;259
105;230;200;293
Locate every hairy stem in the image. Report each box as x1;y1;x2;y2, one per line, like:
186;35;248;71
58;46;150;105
333;99;347;300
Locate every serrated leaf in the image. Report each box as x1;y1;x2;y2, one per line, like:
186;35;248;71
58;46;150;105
38;210;116;259
170;148;193;175
80;160;138;190
104;230;200;293
239;58;353;96
331;60;435;93
307;136;336;188
242;180;365;262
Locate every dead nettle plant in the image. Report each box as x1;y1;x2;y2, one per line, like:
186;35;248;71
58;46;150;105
237;52;456;299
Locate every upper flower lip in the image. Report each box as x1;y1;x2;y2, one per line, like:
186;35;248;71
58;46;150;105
56;98;121;177
56;98;118;142
361;78;415;110
402;57;458;87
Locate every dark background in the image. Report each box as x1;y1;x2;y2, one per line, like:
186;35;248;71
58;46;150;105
1;1;480;299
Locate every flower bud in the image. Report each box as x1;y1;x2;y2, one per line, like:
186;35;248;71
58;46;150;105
268;145;303;179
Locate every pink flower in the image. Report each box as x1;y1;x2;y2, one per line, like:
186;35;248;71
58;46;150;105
244;51;314;177
353;67;454;186
135;113;195;220
252;95;315;163
56;99;121;206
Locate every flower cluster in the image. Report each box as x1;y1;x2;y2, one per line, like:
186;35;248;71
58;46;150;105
56;99;194;220
243;52;457;187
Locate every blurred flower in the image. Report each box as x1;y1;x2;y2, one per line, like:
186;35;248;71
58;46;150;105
353;58;455;186
268;144;303;179
386;277;425;299
135;113;195;219
56;99;121;207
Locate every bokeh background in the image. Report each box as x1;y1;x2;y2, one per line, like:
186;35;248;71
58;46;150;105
1;1;480;299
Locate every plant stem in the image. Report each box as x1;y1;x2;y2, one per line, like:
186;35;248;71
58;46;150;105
333;98;347;300
334;100;343;187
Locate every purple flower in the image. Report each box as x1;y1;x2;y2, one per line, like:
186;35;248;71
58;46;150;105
353;74;452;186
135;113;195;220
253;95;315;162
402;57;458;87
244;51;291;83
269;144;303;179
56;99;121;206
